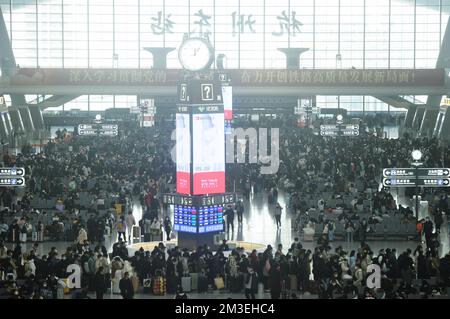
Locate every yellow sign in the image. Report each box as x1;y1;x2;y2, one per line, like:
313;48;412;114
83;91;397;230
440;96;450;107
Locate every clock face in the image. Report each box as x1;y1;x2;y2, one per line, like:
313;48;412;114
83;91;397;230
178;38;213;72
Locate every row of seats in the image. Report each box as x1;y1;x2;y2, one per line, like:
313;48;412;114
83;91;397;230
305;212;417;239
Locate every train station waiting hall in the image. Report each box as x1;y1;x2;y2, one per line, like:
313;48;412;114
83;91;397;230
0;0;449;301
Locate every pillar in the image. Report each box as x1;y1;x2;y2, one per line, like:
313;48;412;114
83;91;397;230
143;47;176;69
404;105;417;129
277;48;310;70
419;109;439;137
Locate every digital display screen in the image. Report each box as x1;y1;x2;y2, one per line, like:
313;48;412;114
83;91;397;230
193;113;225;195
198;205;224;234
173;205;197;233
176;113;191;194
173;205;225;234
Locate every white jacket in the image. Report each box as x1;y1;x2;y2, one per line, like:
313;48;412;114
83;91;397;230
77;228;88;244
125;214;136;228
24;260;36;277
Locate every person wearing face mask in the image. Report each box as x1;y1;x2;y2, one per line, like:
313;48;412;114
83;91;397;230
244;267;258;299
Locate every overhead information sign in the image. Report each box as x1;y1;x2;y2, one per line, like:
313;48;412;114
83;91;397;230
0;177;25;187
383;168;450;178
0;168;25;177
78;124;118;136
383;178;450;187
320;124;359;136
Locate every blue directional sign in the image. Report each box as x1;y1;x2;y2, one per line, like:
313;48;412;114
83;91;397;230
0;177;25;187
383;168;450;178
383;177;450;188
0;168;25;177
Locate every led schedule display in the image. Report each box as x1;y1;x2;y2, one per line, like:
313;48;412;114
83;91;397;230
173;204;225;234
173;205;197;234
198;205;224;234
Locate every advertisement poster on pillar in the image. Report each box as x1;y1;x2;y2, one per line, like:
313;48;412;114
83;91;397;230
193;113;225;195
176;113;191;194
222;86;233;121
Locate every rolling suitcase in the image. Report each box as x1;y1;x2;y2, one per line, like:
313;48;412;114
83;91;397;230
181;276;192;292
132;226;141;243
153;271;166;295
191;273;199;291
143;278;152;294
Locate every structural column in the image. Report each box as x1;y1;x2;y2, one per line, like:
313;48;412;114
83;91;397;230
412;107;425;132
404;105;418;129
277;48;310;70
420;108;439;137
143;47;176;69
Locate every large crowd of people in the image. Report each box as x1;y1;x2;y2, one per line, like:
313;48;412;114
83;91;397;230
0;116;449;299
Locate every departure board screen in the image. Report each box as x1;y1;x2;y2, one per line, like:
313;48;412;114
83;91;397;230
173;205;197;233
198;205;224;234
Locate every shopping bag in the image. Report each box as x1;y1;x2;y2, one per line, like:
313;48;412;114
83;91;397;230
214;276;225;290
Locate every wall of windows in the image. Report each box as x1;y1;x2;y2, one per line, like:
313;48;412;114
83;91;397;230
2;0;448;70
1;0;449;113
